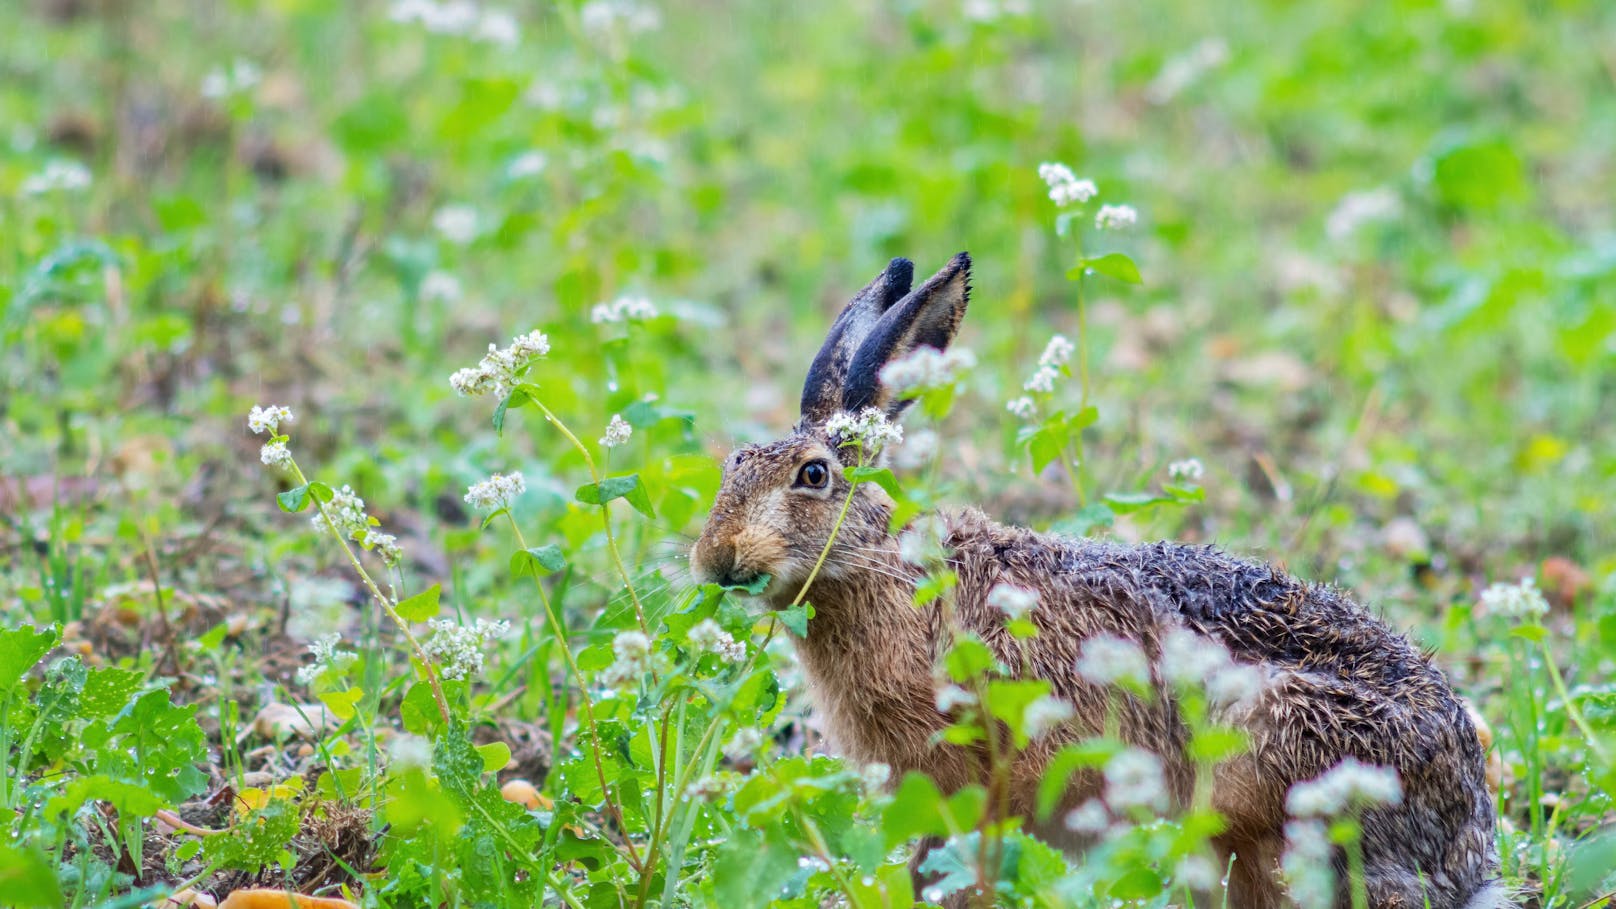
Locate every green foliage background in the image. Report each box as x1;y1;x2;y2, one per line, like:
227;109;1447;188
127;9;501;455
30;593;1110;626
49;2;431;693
1;0;1613;906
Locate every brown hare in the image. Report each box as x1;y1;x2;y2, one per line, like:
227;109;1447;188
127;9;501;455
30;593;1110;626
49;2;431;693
691;254;1505;909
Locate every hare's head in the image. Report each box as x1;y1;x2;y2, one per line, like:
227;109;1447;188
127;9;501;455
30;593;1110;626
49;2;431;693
692;253;971;605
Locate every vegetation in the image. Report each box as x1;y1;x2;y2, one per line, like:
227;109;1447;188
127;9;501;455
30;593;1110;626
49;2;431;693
2;0;1612;906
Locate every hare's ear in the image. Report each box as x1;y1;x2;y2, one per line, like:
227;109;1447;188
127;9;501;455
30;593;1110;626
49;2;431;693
800;257;915;422
843;252;971;416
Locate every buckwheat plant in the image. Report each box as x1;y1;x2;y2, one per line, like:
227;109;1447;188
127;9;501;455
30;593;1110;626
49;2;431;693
1283;759;1405;909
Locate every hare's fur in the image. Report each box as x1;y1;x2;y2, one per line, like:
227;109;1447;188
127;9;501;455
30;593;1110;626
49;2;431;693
692;254;1502;908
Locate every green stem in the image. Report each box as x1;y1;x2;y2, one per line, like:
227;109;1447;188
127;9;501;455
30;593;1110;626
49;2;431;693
505;515;644;872
787;447;866;610
1539;639;1609;763
290;460;450;724
531;399;649;634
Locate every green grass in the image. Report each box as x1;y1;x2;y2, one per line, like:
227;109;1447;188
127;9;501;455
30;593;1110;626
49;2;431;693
2;0;1613;906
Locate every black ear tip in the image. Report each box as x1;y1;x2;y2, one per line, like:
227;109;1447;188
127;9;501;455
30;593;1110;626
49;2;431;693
950;251;971;271
879;257;914;308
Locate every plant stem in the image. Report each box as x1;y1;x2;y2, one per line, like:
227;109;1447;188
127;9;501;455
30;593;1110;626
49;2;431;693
531;398;649;634
787;447;865;610
505;515;644;872
1539;639;1610;763
290;462;450;723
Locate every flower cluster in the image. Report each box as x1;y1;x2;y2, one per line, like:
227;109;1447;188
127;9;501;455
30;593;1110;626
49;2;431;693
201;59;261;99
579;0;661;39
1075;634;1150;689
295;632;359;686
722;727;764;762
1167;458;1205;483
601;630;653;689
1038;162;1097;207
248;404;294;435
1326;187;1402;242
1095;204;1139;231
1104;747;1168;811
1145;36;1230;104
420;270;463;304
464;472;526;511
1005;396;1036;420
590;295;659;324
1281;819;1335;909
424;617;512;681
897;516;946;567
600;414;633;448
1286;758;1403;817
1040;335;1074;368
1158;625;1264;708
688;618;746;662
448;330;551;398
433;204;481;244
987;583;1038;621
825;407;902;454
389;0;520;46
935;684;976;714
260;440;292;470
1479;576;1549;620
1064;798;1110;835
312;485;369;538
890;428;937;471
1007;333;1076;421
1023;695;1074;739
878;346;977;397
21;159;92;195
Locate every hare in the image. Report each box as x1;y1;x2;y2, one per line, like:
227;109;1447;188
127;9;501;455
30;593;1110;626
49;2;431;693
691;254;1505;909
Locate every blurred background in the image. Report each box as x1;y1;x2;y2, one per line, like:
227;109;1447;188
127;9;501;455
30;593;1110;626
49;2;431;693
2;0;1613;680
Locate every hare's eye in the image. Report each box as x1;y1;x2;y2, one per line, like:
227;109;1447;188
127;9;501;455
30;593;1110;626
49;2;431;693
795;459;830;489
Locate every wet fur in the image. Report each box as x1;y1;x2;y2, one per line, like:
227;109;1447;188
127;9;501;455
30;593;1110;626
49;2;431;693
693;255;1502;908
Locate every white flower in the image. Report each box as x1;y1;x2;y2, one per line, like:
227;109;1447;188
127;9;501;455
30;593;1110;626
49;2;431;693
295;632;358;686
600;414;633;448
464;472;526;511
1167;458;1204;482
506;150;547;179
1023;695;1074;739
987;583;1038;621
1479;577;1549;620
590;295;659;323
1175;854;1220;890
420;270;462;303
20;159;92;195
424;617;511;680
474;7;520;45
935;684;976;713
362;530;403;567
684;773;728;801
1326;187;1402;242
1104;747;1168;811
259;440;293;470
1038;335;1074;368
579;0;661;38
1037;162;1096;207
433;204;480;244
1064;798;1110;834
798;855;830;873
1023;366;1058;393
878;346;977;397
1095;204;1138;231
1286;759;1403;818
1005;396;1036;420
688;618;746;662
448;329;550;398
897;517;945;567
312;485;369;539
1145;37;1230;104
890;428;937;471
1281;819;1335;909
248;404;294;435
1075;635;1150;689
860;762;891;790
1159;626;1264;708
201;59;261;99
824;407;902;453
601;630;653;688
723;728;764;762
389;734;433;770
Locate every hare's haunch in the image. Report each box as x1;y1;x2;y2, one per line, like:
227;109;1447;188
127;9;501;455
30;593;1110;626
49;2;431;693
692;254;1505;909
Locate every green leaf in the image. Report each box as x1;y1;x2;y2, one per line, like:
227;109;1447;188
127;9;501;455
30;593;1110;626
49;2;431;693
49;774;165;820
1510;624;1547;643
394;584;441;623
88;689;208;804
1102;490;1176;514
845;465;900;498
510;545;567;578
776;601;813;637
318;687;365;722
985;678;1053;749
0;845;62;908
79;666;144;718
493;386;533;435
724;572;772;595
1073;252;1143;285
277;484;311;513
1050;503;1115;537
476;741;512;773
1426;135;1526;210
943;635;996;683
0;625;58;696
576;474;655;519
400;681;446;737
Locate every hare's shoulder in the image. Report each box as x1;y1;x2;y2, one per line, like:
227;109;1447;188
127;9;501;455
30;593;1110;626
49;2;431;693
940;508;1441;687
